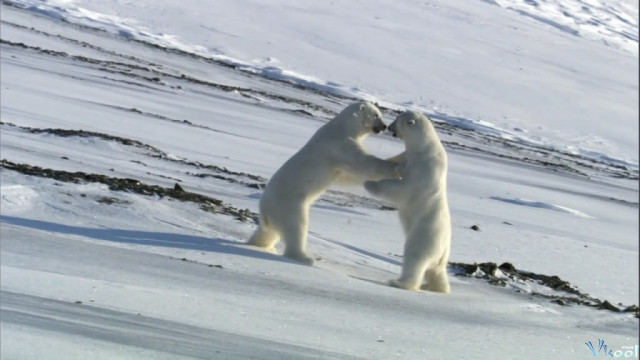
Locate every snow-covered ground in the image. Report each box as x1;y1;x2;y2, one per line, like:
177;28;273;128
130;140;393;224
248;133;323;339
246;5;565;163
1;1;638;359
5;0;638;167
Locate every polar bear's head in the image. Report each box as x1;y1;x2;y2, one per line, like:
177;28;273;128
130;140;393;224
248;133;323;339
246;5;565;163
334;101;387;138
388;111;438;149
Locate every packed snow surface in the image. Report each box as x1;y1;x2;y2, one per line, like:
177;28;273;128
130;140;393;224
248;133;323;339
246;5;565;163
1;1;638;359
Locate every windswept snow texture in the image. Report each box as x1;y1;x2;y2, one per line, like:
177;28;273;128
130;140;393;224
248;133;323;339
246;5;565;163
491;0;639;54
0;1;638;359
490;196;595;218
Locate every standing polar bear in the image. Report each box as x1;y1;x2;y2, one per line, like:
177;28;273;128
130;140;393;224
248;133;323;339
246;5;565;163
365;110;451;293
248;102;399;264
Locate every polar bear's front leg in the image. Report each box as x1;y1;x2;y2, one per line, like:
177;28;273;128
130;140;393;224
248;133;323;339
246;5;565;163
385;151;406;164
338;140;400;182
364;178;405;204
281;204;315;265
333;153;404;186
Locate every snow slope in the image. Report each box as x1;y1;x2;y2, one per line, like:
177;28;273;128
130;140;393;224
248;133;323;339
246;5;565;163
1;1;638;359
6;0;638;167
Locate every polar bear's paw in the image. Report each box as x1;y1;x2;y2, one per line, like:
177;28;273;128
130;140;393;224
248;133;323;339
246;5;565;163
421;269;451;293
421;282;450;294
283;251;315;266
421;278;451;294
247;225;280;252
389;279;420;291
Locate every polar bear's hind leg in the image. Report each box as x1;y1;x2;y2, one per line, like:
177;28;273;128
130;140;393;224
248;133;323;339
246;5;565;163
390;253;430;291
423;266;450;294
281;204;314;265
248;217;279;252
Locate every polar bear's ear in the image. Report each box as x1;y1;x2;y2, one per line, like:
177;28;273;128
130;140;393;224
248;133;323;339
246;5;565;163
407;119;416;126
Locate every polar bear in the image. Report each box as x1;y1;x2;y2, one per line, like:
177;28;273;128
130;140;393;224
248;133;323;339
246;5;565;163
248;102;399;264
364;110;451;293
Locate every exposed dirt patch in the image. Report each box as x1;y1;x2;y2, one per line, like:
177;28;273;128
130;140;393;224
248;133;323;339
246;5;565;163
96;196;132;205
1;121;264;181
0;37;335;117
3;35;637;181
189;172;264;190
170;256;225;269
1;159;257;223
1;122;395;211
377;105;638;181
4;18;639;181
449;261;639;318
1;121;166;156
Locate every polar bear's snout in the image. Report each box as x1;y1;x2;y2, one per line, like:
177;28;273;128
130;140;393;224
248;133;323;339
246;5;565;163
388;120;398;137
373;123;387;134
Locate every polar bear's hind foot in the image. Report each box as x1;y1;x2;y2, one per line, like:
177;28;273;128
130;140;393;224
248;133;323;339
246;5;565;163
421;281;450;294
389;279;420;291
247;226;279;251
422;270;451;294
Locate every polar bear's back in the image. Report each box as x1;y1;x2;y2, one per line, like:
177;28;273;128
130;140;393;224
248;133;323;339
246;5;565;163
260;131;338;209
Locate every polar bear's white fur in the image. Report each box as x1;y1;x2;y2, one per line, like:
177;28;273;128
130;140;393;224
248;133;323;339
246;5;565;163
365;111;451;293
248;102;398;264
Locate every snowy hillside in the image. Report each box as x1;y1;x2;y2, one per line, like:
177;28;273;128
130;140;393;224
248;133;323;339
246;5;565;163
1;0;638;359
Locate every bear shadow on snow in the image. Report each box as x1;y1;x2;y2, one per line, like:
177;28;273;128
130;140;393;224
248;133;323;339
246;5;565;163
0;215;295;264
